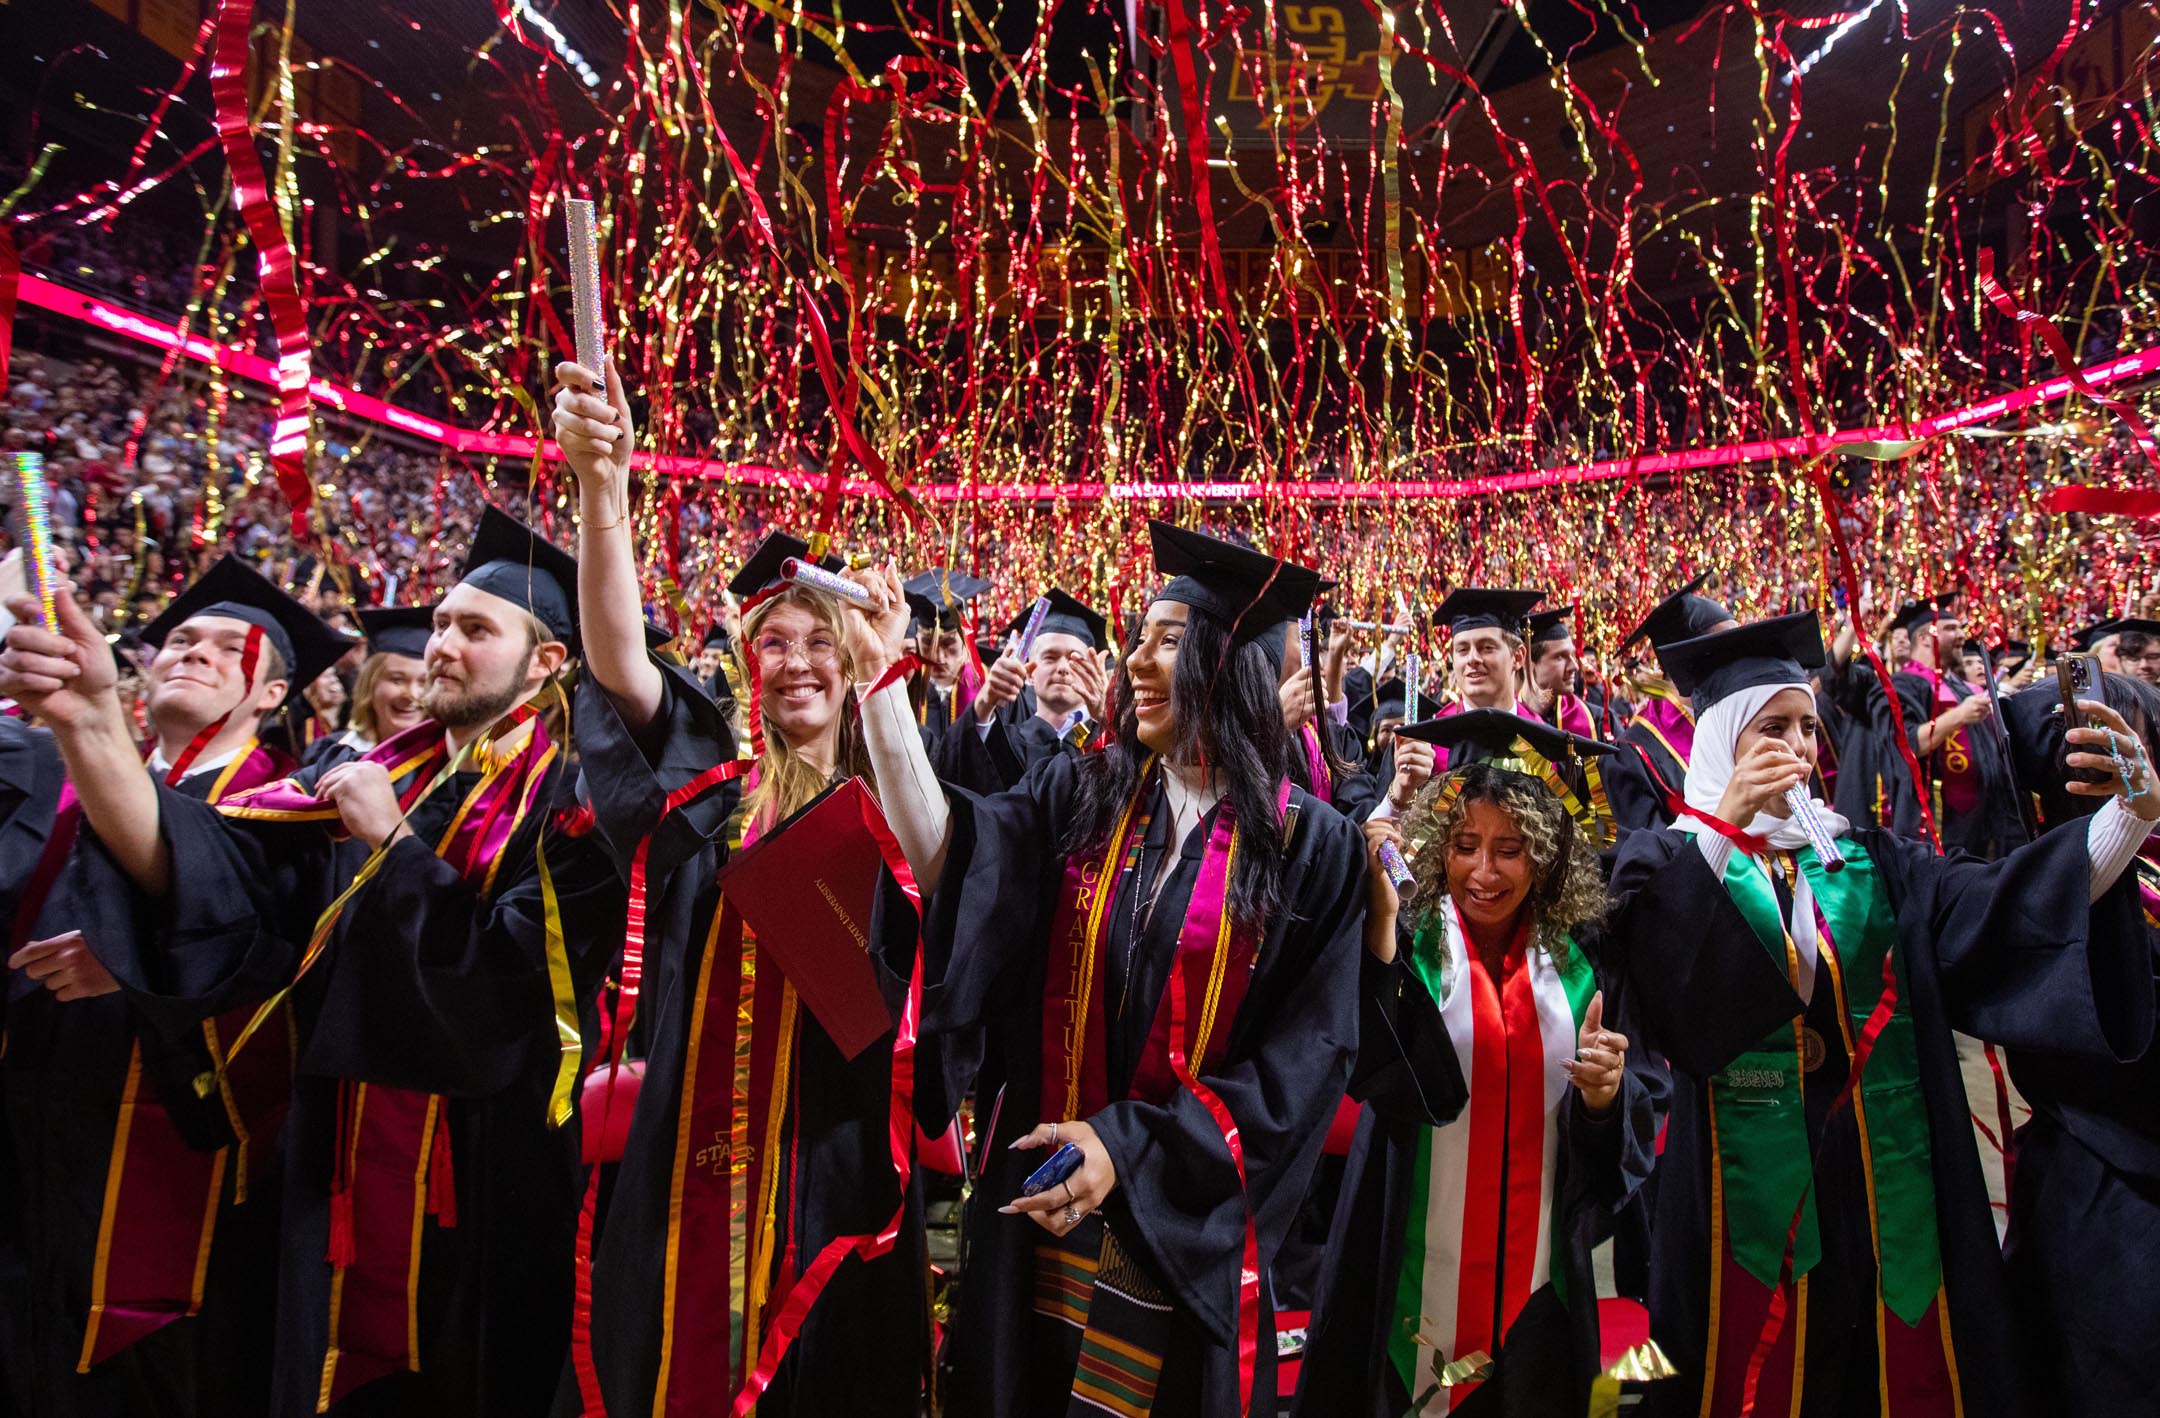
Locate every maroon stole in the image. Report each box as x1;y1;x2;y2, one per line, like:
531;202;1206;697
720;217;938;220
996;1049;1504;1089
219;710;561;1408
1037;768;1290;1411
1552;692;1597;741
1908;665;1980;816
65;741;297;1370
1298;723;1332;798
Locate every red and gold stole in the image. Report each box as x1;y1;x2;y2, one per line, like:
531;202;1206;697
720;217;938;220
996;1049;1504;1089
71;739;296;1371
219;707;564;1410
1036;766;1290;1416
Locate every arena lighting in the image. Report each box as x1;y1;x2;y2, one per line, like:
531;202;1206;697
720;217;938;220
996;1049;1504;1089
16;269;2160;503
508;0;602;89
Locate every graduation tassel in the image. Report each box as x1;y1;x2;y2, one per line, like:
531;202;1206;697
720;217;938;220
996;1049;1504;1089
426;1107;457;1229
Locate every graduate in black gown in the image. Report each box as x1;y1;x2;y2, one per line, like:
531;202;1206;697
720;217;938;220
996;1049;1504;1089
551;363;930;1417
1284;612;1383;821
1887;597;2024;860
1606;612;2158;1418
847;522;1366;1417
0;558;350;1418
1996;670;2160;1417
1603;576;1736;832
907;567;991;750
1296;712;1664;1418
0;510;627;1417
298;607;432;769
936;588;1109;795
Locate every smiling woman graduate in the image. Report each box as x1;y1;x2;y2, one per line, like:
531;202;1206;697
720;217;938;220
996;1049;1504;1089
1295;710;1665;1418
1606;611;2160;1418
844;520;1367;1417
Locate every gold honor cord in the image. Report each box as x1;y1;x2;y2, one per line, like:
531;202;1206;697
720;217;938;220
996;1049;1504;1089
203;737;488;1093
533;832;582;1129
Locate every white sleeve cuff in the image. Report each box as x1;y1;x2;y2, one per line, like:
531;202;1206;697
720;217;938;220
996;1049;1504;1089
2087;797;2157;903
1697;831;1735;880
856;675;951;886
1368;796;1398;822
974;716;994;741
1327;698;1349;726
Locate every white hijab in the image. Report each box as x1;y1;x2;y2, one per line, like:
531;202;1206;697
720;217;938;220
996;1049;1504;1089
1676;680;1851;1000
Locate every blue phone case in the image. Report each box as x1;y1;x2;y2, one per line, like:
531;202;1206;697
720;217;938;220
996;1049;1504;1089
1019;1143;1083;1197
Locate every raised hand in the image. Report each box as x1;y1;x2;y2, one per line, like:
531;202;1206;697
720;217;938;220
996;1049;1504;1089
0;583;119;730
1279;665;1317;734
2066;697;2160;820
1562;991;1627;1116
551;359;636;514
838;563;911;683
1388;737;1436;812
1714;736;1809;828
974;649;1028;723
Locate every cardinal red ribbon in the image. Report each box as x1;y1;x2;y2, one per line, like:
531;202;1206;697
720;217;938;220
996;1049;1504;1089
209;0;316;539
1976;248;2160;479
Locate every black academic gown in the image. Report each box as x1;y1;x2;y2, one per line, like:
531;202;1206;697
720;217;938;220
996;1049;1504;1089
1822;659;1926;839
1;734;291;1418
561;663;929;1418
1606;725;1686;833
921;755;1365;1417
1296;929;1665;1418
74;729;625;1418
1607;822;2154;1418
934;688;1090;797
1891;669;2025;860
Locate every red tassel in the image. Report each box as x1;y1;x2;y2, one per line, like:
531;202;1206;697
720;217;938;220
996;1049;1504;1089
554;801;596;837
327;1185;356;1269
427;1114;457;1229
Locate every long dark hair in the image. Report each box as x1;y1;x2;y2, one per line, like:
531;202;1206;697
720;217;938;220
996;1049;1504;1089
1064;597;1293;930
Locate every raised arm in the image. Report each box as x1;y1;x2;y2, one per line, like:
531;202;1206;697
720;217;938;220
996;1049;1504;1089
553;358;664;733
845;563;953;890
0;586;168;893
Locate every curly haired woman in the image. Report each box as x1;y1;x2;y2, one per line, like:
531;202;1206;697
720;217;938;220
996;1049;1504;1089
1295;710;1666;1418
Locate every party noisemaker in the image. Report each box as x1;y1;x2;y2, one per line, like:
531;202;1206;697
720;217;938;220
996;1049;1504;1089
1377;839;1416;897
565;198;606;385
1016;596;1051;658
12;452;59;632
1782;787;1846;871
1402;652;1421;725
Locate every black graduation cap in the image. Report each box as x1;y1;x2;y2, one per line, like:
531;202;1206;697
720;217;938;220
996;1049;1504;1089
1660;612;1828;718
2106;617;2160;641
1959;638;1988;661
460;506;578;647
142;555;357;708
1526;606;1575;645
1624;574;1735;651
702;624;729;650
2071;617;2123;651
1397;707;1617;763
356;605;434;661
1998;639;2035;665
1431;587;1545;638
727;531;845;601
1888;597;1948;635
904;569;993;633
1147;521;1324;647
1370;677;1407;720
1003;589;1107;651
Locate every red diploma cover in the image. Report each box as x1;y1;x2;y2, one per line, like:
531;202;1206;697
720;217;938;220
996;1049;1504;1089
716;777;900;1060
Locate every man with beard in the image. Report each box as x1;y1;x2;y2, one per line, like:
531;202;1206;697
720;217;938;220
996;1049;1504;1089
0;557;351;1418
0;508;625;1417
1893;595;2026;859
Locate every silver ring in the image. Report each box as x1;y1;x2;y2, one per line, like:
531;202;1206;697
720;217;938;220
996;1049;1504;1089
1049;1122;1058;1145
1062;1180;1076;1205
1064;1203;1082;1225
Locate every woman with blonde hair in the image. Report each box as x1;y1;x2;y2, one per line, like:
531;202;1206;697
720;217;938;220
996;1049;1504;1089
1296;710;1664;1417
551;362;927;1417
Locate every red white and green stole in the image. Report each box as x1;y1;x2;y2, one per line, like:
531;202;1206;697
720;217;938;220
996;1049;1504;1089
218;708;566;1410
1033;765;1287;1417
1385;902;1595;1411
72;740;297;1371
1699;845;1959;1418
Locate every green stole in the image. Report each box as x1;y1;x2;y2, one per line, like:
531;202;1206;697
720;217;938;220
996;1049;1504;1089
1709;844;1941;1324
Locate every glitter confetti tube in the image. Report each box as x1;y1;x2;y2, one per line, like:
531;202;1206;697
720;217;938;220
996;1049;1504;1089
1783;787;1846;872
1016;596;1051;658
779;557;874;604
565;198;606;387
1403;652;1422;725
12;452;58;632
1335;618;1413;634
1377;839;1416;898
